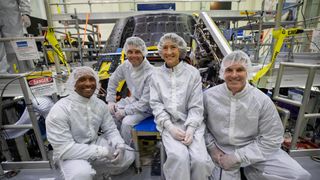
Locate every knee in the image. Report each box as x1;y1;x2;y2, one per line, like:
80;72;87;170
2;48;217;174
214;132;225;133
121;117;134;127
167;150;189;165
70;171;93;180
191;155;209;167
117;150;135;167
64;166;95;180
123;150;135;166
120;122;132;136
110;151;135;175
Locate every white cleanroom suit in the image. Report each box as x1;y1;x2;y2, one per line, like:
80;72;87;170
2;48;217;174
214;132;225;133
150;61;214;180
46;67;134;180
106;59;153;144
204;82;311;180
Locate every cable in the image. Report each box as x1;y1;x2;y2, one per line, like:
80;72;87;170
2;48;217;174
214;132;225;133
0;75;29;100
245;10;257;44
0;71;67;112
0;73;56;140
0;73;31;140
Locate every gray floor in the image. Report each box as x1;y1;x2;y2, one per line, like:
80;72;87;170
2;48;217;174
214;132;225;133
0;165;161;180
295;157;320;180
1;157;319;180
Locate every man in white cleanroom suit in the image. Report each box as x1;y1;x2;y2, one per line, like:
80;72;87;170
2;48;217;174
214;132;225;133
0;0;34;73
150;33;214;180
46;67;134;180
106;37;153;145
204;50;311;180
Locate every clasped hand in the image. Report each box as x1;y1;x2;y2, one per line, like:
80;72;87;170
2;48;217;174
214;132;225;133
166;123;195;146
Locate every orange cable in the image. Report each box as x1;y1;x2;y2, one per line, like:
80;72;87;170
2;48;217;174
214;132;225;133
81;13;90;47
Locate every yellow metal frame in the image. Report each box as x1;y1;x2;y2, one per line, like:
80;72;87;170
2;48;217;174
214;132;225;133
46;27;71;74
251;27;304;83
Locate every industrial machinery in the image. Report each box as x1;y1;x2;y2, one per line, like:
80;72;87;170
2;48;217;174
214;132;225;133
98;12;232;94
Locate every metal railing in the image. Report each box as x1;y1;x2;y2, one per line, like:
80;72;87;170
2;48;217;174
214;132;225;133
0;73;51;174
273;62;320;157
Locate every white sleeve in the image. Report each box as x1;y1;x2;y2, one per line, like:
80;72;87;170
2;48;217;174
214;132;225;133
100;109;125;146
4;108;36;139
203;96;215;149
184;71;204;128
46;106;109;161
149;75;171;130
235;98;284;167
17;0;31;15
124;75;151;115
32;97;55;118
204;128;216;150
106;64;126;103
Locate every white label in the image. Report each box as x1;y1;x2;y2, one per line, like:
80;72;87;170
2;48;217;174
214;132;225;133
10;39;40;61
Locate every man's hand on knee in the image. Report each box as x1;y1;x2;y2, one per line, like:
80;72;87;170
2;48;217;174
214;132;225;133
208;144;225;165
99;147;115;161
110;144;125;164
164;121;186;141
219;153;240;171
115;109;126;120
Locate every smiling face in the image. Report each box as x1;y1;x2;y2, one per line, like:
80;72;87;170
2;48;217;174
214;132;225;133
74;75;97;98
126;45;144;67
161;40;180;68
223;63;247;95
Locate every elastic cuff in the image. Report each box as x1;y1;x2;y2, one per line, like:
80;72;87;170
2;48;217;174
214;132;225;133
234;150;241;163
163;120;173;130
187;125;196;130
184;121;198;128
207;141;216;150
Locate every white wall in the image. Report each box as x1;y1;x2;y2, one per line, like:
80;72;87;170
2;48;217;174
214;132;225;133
30;0;47;19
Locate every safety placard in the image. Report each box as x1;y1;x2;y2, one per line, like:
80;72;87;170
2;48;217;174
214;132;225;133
26;71;57;96
10;39;40;61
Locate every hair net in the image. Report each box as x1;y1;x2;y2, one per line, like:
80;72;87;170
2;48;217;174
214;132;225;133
123;37;148;57
219;50;252;80
66;66;100;93
158;33;187;59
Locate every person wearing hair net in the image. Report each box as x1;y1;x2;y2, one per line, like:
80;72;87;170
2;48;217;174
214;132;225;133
0;0;34;73
46;67;134;180
106;37;153;145
149;33;214;180
204;50;311;180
